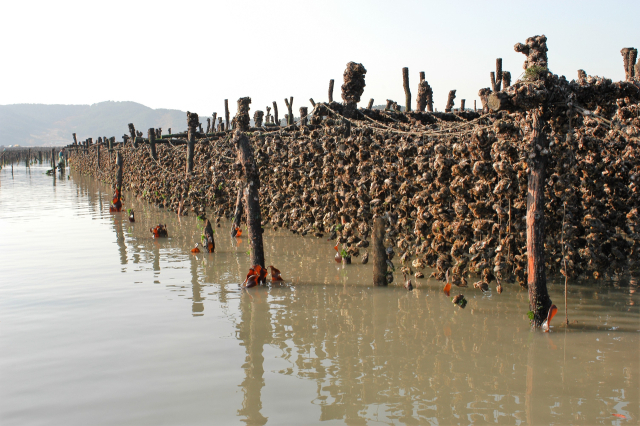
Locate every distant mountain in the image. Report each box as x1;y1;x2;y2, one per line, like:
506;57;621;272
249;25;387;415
0;101;188;147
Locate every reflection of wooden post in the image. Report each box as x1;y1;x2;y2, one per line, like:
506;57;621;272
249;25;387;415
402;67;411;112
237;291;269;425
235;132;265;268
527;110;552;327
189;255;204;315
328;79;334;102
372;217;387;286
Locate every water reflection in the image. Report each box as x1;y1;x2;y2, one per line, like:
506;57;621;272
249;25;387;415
190;254;204;315
238;289;270;425
4;166;635;425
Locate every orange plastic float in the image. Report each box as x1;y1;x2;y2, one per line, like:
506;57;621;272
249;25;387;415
542;304;558;332
268;265;283;282
242;265;268;288
150;224;168;238
443;270;452;296
109;189;123;212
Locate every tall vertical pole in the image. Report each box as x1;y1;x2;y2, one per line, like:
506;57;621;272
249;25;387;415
402;67;411;112
527;110;552;327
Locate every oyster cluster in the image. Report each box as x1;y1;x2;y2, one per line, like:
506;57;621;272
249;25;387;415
68;53;640;290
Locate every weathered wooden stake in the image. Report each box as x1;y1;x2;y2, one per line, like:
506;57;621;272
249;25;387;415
328;79;334;102
402;67;411;112
367;98;374;110
502;71;511;88
51;148;55;168
231;184;244;237
284;97;294;126
299;107;308;126
372;217;387;286
224;99;230;131
621;47;638;81
460;99;466;111
419;71;425;82
212;113;217;134
115;152;123;196
186;112;199;175
234;132;265;268
309;98;316;107
474;100;477;111
527;110;552;327
148;128;157;160
445;90;456;113
272;101;279;126
495;58;503;91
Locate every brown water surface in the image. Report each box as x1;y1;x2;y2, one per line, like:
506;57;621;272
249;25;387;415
1;165;638;425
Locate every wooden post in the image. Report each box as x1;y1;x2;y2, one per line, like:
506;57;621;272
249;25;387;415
372;217;387;286
445;90;456;113
367;98;374;110
402;67;411;112
148;128;157;160
490;72;497;92
621;48;638;82
474;100;477;111
128;123;137;148
235;97;252;132
72;133;78;145
527;110;552;327
224;99;230;131
272;101;279;126
284;97;294;125
460;99;465;111
234;132;265;268
299;107;308;126
206;118;211;134
231;185;244;237
309;98;316;107
419;71;425;82
328;79;334;102
51;148;55;168
116;152;123;196
502;71;511;88
186;111;198;175
212;113;217;134
253;110;264;127
495;58;503;92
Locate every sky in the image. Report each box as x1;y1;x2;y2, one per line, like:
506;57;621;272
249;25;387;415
1;0;638;119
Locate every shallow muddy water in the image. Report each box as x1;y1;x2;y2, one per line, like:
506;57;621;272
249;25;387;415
1;165;638;425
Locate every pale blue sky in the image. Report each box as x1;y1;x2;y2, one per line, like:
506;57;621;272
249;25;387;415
0;0;637;118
